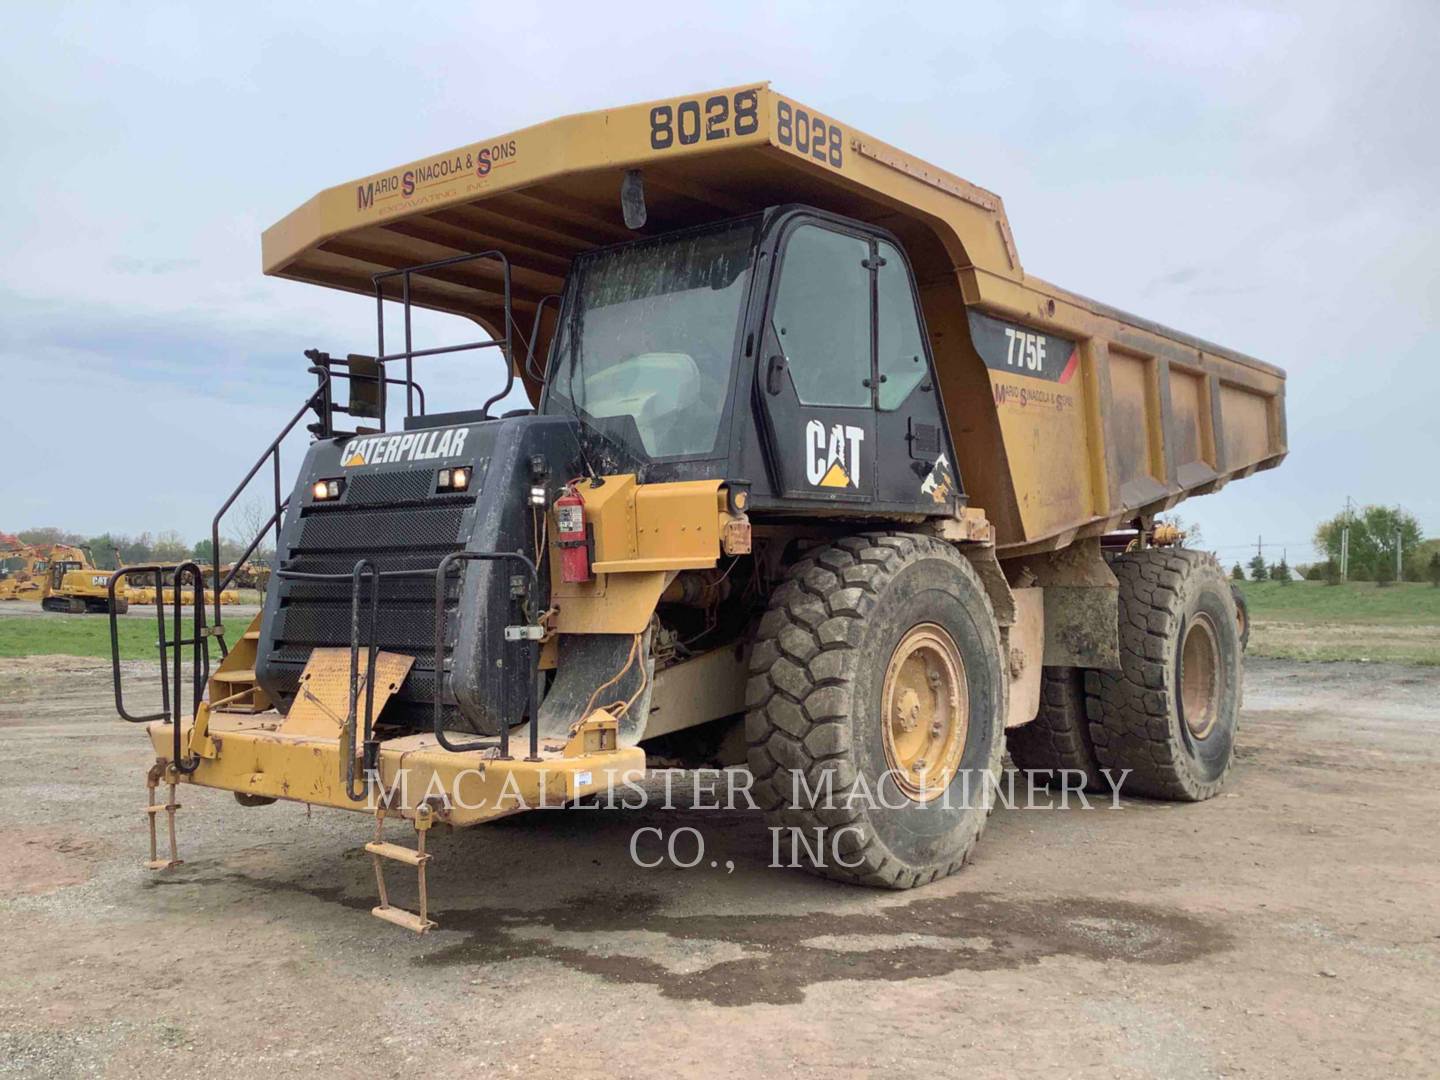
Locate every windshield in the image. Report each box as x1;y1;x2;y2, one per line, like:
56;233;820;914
545;219;758;460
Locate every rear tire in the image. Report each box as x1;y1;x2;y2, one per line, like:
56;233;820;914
1086;549;1242;801
745;532;1005;889
1005;667;1101;790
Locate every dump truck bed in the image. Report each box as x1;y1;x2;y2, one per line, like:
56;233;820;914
262;82;1286;554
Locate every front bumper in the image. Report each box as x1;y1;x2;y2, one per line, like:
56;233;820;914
146;713;644;826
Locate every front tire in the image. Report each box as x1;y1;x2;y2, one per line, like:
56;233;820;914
745;533;1005;889
1086;549;1243;801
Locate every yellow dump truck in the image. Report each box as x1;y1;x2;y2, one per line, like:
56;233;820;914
113;84;1285;932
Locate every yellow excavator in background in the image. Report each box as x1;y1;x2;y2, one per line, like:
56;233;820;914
37;544;129;614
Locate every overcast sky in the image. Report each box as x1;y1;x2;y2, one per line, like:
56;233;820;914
2;1;1436;564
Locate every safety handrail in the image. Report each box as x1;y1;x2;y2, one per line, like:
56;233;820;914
107;562;209;775
523;293;562;385
347;560;381;802
207;377;330;654
276;561;458;798
432;550;542;762
372;249;515;420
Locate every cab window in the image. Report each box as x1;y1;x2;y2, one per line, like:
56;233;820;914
771;225;872;408
876;241;929;410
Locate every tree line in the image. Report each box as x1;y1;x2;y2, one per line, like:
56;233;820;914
13;500;276;570
1230;503;1438;586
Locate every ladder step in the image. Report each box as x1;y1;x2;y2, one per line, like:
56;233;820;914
145;858;182;871
144;803;180;814
371;905;435;934
212;701;267;714
212;669;257;683
243;630;261;640
365;841;429;866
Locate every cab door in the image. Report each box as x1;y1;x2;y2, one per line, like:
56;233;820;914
755;221;876;503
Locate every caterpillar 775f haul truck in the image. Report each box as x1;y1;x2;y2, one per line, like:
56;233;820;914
111;84;1286;933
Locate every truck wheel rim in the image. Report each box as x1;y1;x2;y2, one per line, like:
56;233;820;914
881;623;968;802
1180;614;1221;740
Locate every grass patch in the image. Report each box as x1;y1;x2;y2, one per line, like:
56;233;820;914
1235;579;1440;623
1235;580;1440;665
0;614;202;660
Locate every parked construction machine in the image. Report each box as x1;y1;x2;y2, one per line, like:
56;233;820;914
111;85;1286;932
0;535;42;601
32;544;129;614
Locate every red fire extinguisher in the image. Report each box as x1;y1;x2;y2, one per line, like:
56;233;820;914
553;485;592;583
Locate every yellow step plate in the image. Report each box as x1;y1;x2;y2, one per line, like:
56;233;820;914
365;841;428;866
278;648;414;737
212;669;257;683
372;905;435;934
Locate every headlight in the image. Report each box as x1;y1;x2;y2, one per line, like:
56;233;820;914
438;466;471;491
312;479;342;501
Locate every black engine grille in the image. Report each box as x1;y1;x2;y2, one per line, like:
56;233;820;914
263;478;478;729
297;503;465;551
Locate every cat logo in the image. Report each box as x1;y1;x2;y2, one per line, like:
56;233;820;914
805;419;864;489
341;426;469;467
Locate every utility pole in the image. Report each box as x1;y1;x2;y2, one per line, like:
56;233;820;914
1397;531;1403;582
1340;496;1353;581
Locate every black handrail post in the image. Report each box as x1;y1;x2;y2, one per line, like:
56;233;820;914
211;520;223;646
403;271;414;418
154;571;171;722
171;566;184;770
171;561;204;775
524;294;561;384
527;637;540;764
431;550;540;759
361;567;381;784
479;255;516;418
107;566;167;723
374;285;386;403
343;559;382;803
272;451;282;551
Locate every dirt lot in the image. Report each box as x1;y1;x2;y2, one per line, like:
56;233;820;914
1;655;1437;1079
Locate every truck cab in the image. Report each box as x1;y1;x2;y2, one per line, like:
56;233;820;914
540;206;958;517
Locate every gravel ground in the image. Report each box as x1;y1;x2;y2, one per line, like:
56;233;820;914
0;655;1436;1078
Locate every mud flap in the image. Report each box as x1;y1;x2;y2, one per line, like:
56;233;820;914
534;629;654;747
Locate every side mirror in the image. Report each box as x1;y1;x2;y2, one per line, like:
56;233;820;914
345;354;384;419
621;169;647;230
